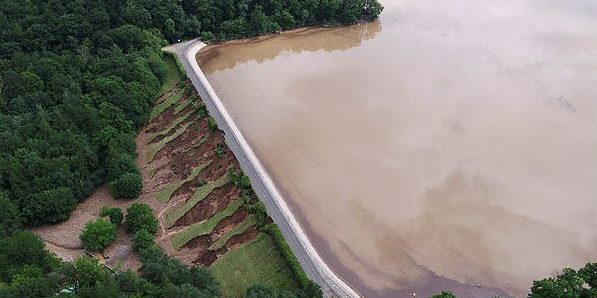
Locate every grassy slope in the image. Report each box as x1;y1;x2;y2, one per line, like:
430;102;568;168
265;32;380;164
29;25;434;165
171;198;244;249
160;54;183;94
210;234;300;298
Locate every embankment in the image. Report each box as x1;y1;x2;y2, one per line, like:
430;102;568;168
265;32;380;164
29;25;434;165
174;39;360;298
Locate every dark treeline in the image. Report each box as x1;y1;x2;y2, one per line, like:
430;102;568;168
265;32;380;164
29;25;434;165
0;0;383;232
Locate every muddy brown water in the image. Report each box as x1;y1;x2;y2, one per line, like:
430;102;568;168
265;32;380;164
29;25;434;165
197;0;597;296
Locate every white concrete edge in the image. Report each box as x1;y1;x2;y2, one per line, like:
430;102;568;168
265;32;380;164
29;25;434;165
180;40;360;298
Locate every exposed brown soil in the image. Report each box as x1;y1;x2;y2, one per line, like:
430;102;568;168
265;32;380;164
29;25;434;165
149;110;197;144
192;226;259;267
186;208;257;267
224;226;259;251
185;234;212;252
194;250;220;266
173;184;241;227
153;119;207;161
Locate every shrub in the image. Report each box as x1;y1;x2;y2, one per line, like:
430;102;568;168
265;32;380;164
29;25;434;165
111;172;143;199
132;229;155;252
80;219;117;252
262;225;309;287
100;207;124;225
228;168;251;189
430;291;457;298
125;203;158;234
207;116;217;131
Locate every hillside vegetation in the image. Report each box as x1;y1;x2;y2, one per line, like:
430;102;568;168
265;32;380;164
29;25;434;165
0;0;383;230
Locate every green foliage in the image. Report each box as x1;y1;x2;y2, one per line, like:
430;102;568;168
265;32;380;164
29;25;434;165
20;187;77;226
2;265;62;298
215;141;226;157
132;229;155;253
125;203;158;234
430;291;457;298
110;172;143;199
80;218;117;252
139;248;220;296
245;281;322;298
207;116;218;131
0;231;58;282
229;167;252;189
262;225;310;287
100;206;124;225
529;263;597;298
247;201;269;228
0;192;22;238
0;0;383;230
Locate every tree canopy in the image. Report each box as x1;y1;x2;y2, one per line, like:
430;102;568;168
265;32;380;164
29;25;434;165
0;0;383;230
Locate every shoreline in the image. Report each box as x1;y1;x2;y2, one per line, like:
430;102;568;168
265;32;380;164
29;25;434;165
174;39;360;298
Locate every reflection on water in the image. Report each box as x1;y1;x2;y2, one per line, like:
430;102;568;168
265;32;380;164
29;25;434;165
198;0;597;297
199;22;381;73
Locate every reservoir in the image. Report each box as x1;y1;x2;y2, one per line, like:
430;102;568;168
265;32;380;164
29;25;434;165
197;0;597;296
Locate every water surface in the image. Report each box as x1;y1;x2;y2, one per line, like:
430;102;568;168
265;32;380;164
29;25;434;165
198;0;597;296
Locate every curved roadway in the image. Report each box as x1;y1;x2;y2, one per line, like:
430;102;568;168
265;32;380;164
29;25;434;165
174;40;359;298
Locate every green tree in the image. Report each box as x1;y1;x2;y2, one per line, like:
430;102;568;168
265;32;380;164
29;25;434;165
529;264;597;298
111;172;143;199
80;218;117;252
20;187;76;226
125;203;158;234
4;266;61;298
100;206;124;225
132;229;155;252
0;231;57;282
0;192;22;238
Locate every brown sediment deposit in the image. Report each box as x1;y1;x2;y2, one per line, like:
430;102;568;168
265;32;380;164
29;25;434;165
197;0;597;296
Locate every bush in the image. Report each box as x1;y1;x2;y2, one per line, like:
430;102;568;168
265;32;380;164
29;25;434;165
80;219;117;252
125;203;158;234
207;116;218;131
132;229;154;252
100;207;124;225
111;172;143;199
430;291;457;298
262;225;309;287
